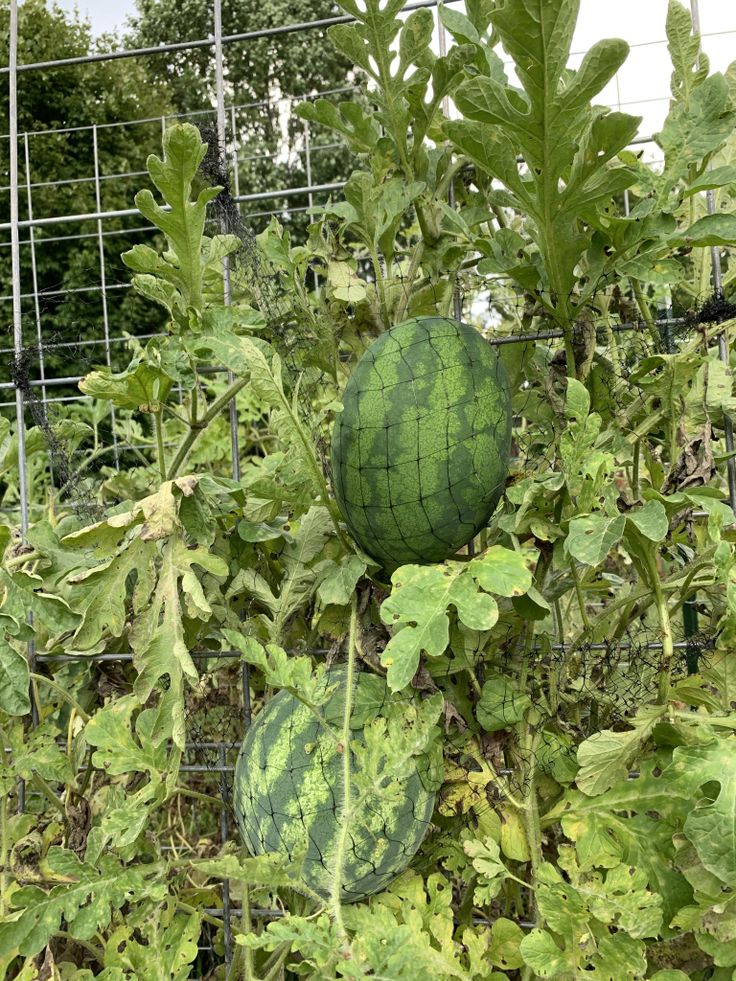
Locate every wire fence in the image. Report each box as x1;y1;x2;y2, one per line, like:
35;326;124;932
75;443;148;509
4;0;736;974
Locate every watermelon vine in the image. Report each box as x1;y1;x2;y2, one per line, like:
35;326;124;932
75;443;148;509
2;0;736;979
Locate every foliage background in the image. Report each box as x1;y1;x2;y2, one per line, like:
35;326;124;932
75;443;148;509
3;1;736;980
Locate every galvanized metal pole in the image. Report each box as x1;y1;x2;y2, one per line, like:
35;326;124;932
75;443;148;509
303;117;320;294
9;0;38;812
436;11;463;323
9;1;29;541
93;124;120;466
215;0;241;484
214;3;237;970
689;0;736;512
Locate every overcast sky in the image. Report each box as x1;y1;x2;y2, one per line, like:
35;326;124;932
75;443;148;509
54;0;736;143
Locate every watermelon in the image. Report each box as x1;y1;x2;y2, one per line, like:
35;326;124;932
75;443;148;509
330;316;512;568
233;668;439;902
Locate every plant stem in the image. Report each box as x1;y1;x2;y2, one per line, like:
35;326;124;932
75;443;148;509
263;947;291;981
394;241;425;323
241;884;255;981
569;560;591;630
631;279;663;351
329;592;358;945
176;899;224;930
0;793;7;916
369;246;390;329
632;439;641;500
155;410;167;480
30;672;90;722
520;727;542;907
643;549;674;704
31;772;66;816
175;786;224;808
167;376;249;479
5;549;41;570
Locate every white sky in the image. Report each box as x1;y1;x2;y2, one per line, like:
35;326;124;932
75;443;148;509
54;0;736;147
56;0;137;35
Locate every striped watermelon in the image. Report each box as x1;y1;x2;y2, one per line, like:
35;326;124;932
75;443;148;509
233;668;439;902
330;316;511;569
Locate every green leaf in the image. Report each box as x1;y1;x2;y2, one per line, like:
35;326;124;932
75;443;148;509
0;638;30;716
519;929;570;977
681;212;736;246
576;705;667;795
132;538;225;749
448;0;636;307
223;631;330;709
674;740;736;884
78;360;174;411
66;537;156;651
0;847;164;958
565;377;591;419
316;554;367;608
295;98;381;155
463;837;508;904
657;74;735;184
488;917;525;971
469;545;533;597
104;909;199;981
626;499;669;543
683;165;736;196
85;695;169;777
126;123;222;315
666;0;707;102
380;565;489;690
380;549;531;690
566;513;626;566
0;568;79;638
477;675;531;731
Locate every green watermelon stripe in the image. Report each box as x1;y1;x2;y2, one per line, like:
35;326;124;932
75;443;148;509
234;670;438;902
331;316;511;568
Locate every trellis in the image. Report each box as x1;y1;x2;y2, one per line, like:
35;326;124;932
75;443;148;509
4;0;735;972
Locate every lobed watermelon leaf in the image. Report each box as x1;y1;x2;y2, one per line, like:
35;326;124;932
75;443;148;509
380;547;531;691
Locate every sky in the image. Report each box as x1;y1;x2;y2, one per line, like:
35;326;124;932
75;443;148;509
53;0;736;145
56;0;137;36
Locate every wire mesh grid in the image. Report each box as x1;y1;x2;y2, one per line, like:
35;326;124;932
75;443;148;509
3;0;735;976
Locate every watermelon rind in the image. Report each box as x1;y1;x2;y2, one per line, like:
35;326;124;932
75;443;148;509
330;316;512;569
233;668;439;902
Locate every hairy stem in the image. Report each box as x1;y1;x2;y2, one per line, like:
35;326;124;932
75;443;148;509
167;376;249;479
0;793;7;917
569;560;591;630
394;241;425;324
30;672;90;723
644;549;674;704
632;439;641;500
241;885;255;981
154;410;167;480
329;592;358;945
520;726;542;902
631;279;663;352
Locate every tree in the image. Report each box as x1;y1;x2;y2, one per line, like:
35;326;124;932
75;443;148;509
0;0;174;384
128;0;356;235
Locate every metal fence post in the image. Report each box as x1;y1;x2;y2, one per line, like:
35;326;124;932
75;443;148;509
92;123;120;467
8;0;38;812
215;0;241;486
436;8;463;324
690;0;736;514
